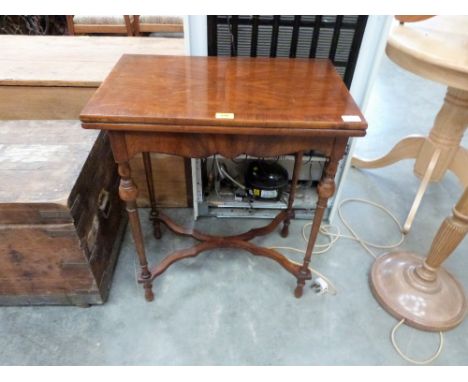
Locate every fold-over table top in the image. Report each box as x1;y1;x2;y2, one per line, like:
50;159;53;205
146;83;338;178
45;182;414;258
81;55;367;135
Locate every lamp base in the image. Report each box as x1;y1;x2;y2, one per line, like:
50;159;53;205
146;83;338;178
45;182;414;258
370;251;467;331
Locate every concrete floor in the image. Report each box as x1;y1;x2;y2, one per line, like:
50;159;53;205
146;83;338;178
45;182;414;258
1;56;467;365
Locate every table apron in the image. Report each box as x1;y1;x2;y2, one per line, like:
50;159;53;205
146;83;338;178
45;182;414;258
109;131;342;162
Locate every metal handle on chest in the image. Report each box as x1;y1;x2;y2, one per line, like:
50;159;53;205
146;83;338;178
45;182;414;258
97;189;111;219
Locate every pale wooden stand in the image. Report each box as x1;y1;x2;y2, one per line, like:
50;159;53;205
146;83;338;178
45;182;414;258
352;16;468;233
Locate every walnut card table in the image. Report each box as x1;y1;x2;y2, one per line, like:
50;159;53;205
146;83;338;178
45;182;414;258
80;54;367;301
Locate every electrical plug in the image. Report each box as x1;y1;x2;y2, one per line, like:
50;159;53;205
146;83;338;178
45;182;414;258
311;277;329;295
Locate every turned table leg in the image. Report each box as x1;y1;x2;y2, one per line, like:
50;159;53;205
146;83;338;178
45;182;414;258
294;153;339;298
370;187;468;331
281;151;304;238
142;152;161;239
118;162;154;301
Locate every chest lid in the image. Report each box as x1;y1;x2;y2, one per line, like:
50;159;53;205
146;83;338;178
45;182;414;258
0;120;99;224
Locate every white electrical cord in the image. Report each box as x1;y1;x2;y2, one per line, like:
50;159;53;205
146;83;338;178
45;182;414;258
269;197;443;365
137;162;446;364
269;198;404;295
273;198;405;260
391;319;444;365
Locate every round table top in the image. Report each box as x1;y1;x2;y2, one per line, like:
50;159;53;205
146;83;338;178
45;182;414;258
386;16;468;91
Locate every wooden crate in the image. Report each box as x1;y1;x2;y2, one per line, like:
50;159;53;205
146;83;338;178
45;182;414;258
0;121;126;306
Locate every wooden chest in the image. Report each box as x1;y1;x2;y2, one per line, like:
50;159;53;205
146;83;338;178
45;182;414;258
0;121;126;306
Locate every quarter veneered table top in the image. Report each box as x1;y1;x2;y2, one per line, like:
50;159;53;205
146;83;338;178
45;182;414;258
80;55;367;133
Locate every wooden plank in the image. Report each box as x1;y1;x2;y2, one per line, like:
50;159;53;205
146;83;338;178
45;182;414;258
0;86;95;120
140;24;184;33
0;35;185;87
0;36;185;118
130;153;188;207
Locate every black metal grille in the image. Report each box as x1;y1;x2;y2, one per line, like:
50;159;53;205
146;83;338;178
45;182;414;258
207;15;368;89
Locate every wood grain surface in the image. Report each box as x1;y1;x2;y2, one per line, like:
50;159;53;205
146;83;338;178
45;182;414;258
81;55;367;132
129;153;188;207
0;86;95;120
0;120;98;207
0;35;185;87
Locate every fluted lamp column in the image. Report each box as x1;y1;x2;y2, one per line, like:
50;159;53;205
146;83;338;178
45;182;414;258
370;187;468;331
